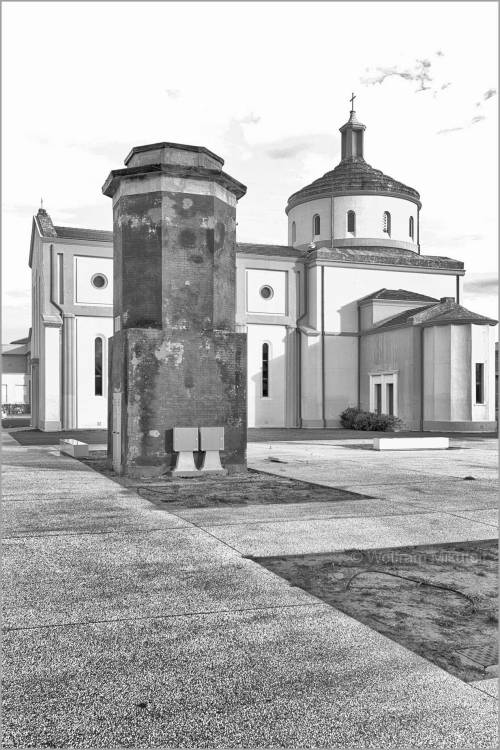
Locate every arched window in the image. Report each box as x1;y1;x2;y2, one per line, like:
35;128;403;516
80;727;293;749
313;214;320;237
291;221;296;244
261;343;269;398
347;210;356;234
383;211;391;236
409;216;414;240
95;337;103;396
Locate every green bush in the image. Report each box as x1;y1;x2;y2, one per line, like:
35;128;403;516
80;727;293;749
340;407;402;432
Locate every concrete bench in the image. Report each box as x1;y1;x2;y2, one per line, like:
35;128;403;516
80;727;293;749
59;439;89;458
373;437;449;451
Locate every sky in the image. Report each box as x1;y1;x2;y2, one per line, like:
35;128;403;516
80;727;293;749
2;0;498;344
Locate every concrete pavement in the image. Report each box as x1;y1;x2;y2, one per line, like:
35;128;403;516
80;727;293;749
2;430;498;748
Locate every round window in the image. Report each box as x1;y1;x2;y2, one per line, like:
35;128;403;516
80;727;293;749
91;273;108;289
259;285;274;300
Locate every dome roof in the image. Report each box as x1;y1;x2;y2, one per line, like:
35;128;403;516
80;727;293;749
286;157;421;214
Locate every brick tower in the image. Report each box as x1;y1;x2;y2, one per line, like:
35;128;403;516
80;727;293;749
102;142;247;476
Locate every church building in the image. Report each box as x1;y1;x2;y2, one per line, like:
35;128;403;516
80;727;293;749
28;107;497;433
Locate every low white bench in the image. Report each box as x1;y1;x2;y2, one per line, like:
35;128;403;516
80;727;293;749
59;439;89;458
373;437;449;451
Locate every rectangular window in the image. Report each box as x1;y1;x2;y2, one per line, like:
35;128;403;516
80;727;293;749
95;337;103;396
262;343;269;398
370;373;398;416
386;383;394;416
475;363;484;404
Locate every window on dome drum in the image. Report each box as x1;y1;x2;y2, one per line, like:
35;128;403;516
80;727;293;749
313;214;320;237
409;216;414;240
262;343;269;398
291;221;296;244
475;363;484;404
95;337;103;396
347;210;356;233
383;211;391;236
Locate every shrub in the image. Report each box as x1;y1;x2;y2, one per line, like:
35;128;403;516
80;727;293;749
340;407;402;432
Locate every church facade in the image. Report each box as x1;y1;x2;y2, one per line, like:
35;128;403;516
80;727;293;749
28;108;497;433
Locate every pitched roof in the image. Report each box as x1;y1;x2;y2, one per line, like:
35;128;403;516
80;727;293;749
287;157;421;213
237;243;305;258
361;288;439;303
373;298;497;331
313;245;464;271
53;226;113;243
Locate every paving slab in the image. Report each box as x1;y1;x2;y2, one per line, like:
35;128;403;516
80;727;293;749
172;497;427;527
3;606;497;749
248;439;498;484
447;509;499;528
338;479;498;511
206;512;497;557
2;493;191;536
3;528;313;628
471;679;499;699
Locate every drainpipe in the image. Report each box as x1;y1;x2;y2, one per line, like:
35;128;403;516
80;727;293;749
357;304;361;409
321;265;326;427
456;275;460;304
296;263;309;427
330;195;334;249
417;206;421;255
420;326;425;431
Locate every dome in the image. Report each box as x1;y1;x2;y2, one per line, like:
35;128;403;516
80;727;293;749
286;106;421;214
286;157;421;214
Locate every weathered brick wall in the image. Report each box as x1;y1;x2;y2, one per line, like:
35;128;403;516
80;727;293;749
113;193;163;329
107;173;247;477
109;328;246;475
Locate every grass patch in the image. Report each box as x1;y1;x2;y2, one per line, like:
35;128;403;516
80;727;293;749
252;539;498;682
77;455;374;508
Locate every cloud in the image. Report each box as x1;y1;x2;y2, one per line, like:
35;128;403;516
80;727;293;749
266;143;309;159
239;113;261;125
476;88;497;106
165;88;180;99
436;126;464;135
361;58;433;92
463;273;498;295
437;112;486;135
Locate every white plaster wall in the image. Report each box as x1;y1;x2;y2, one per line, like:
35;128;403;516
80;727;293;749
300;333;322;426
450;325;471;421
360;299;437;330
288;198;331;246
44;326;62;428
471;324;495;421
324;336;358;425
360;327;421;429
333;195;417;245
246;269;287;315
323;266;456;332
307;266;322;331
2;373;29;403
75;256;113;306
76;316;113;428
247;324;287;427
424;326;451;421
288;194;418;247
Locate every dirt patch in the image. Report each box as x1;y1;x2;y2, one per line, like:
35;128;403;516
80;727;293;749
252;539;498;682
77;455;374;508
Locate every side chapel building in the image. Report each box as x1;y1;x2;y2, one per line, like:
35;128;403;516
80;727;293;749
28;107;497;432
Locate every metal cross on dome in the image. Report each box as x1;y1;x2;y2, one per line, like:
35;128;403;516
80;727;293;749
350;92;356;110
